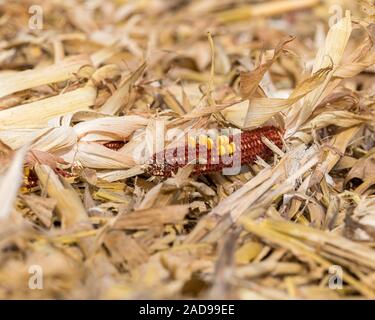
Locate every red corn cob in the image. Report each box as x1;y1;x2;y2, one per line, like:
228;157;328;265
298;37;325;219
103;141;126;151
147;126;283;177
22;167;75;191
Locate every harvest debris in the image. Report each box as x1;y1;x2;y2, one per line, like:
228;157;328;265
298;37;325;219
0;0;374;299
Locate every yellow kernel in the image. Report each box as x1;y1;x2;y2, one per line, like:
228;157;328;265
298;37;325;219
198;135;207;146
219;145;226;156
188;136;196;147
24;166;30;176
207;137;214;150
218;135;229;145
226;144;232;155
229;142;236;154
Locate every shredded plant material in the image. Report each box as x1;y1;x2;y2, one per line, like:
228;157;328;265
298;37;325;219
0;0;375;299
